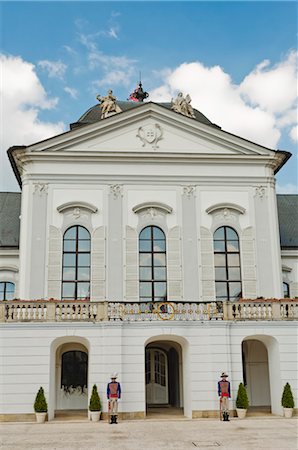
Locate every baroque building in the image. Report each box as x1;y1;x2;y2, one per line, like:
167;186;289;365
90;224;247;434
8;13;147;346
0;90;297;421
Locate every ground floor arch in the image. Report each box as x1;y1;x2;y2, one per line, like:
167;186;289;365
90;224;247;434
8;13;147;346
241;335;282;415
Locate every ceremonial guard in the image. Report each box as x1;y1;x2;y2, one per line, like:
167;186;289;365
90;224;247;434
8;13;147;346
218;372;231;421
107;373;121;424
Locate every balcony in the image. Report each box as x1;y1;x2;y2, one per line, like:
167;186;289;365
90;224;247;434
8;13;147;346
1;299;297;323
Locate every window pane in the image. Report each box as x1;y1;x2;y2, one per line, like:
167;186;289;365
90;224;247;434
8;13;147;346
6;291;15;300
63;240;76;252
78;227;90;240
153;240;166;252
140;267;152;280
140;282;152;297
78;253;90;267
229;282;242;300
153;227;165;240
77;282;90;299
64;227;76;240
78;240;91;252
283;282;290;298
227;254;240;267
228;267;241;280
140;227;151;239
215;267;227;281
139;240;152;252
215;282;228;299
63;254;76;267
214;227;225;240
0;282;4;294
226;227;238;240
214;254;226;267
63;267;76;281
154;267;166;280
62;282;76;298
154;282;167;297
227;240;239;252
77;267;90;281
153;254;166;267
214;241;225;252
140;253;151;266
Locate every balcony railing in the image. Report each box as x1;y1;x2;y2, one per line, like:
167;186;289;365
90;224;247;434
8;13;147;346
0;299;297;323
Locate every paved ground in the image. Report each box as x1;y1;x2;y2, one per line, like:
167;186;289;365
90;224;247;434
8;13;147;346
1;417;297;450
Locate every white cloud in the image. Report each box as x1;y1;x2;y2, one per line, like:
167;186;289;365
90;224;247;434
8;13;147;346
289;125;298;142
38;59;67;79
276;183;298;194
1;54;65;191
150;52;298;150
64;86;78;99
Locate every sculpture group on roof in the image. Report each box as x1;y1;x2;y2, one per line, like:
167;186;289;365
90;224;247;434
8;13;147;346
171;92;196;118
96;90;122;119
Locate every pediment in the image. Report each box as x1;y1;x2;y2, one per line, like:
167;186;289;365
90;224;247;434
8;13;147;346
26;103;277;158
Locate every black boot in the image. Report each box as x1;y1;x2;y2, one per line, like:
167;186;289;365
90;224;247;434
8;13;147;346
109;416;113;424
114;416;118;424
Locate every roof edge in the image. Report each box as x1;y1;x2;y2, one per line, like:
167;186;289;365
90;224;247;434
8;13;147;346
7;146;26;189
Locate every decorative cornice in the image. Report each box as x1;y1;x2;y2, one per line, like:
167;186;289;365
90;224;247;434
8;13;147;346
0;265;18;273
206;203;245;215
133;201;173;214
57;201;98;214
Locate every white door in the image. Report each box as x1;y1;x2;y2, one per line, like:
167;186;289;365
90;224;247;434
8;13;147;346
146;349;168;404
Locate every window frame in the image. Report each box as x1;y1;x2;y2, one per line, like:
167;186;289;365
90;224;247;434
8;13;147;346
0;281;15;301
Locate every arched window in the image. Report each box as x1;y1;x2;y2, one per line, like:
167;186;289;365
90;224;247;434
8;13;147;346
139;226;167;302
213;226;242;301
283;282;290;298
0;282;15;300
62;226;91;300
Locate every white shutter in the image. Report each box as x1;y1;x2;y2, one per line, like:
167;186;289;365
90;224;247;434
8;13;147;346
47;225;62;299
91;226;106;300
125;226;138;301
241;226;257;298
167;226;182;301
200;226;215;301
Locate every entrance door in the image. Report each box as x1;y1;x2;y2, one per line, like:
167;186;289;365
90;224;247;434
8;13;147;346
57;350;88;410
146;348;168;404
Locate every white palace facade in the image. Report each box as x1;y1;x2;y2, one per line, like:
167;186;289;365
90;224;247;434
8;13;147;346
0;89;297;421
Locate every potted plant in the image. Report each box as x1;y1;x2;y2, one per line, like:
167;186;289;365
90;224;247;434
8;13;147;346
281;382;295;418
236;382;249;419
34;386;48;423
89;384;102;422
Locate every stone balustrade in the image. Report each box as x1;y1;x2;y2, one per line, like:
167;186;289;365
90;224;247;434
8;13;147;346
0;299;297;323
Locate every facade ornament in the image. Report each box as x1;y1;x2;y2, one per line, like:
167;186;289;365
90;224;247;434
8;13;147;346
128;81;149;102
136;123;163;149
72;207;81;219
33;182;48;195
171;92;196;118
147;207;157;219
255;186;266;199
183;185;196;197
110;184;123;199
96;90;122;119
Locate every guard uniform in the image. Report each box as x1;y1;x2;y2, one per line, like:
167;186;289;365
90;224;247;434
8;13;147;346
107;373;121;424
218;372;231;421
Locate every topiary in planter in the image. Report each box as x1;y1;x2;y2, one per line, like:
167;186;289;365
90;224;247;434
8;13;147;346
236;383;249;409
89;384;102;411
34;387;48;413
281;383;295;409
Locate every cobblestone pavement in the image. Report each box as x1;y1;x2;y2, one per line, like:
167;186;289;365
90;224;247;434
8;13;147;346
1;417;297;450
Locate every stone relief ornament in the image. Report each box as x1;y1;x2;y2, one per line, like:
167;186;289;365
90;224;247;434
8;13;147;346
110;184;123;199
33;182;48;195
136;124;163;149
96;90;122;119
255;186;266;199
183;185;196;197
72;207;81;219
171;92;196;118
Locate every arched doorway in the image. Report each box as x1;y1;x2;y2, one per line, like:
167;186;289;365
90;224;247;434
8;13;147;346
242;339;271;411
145;340;182;416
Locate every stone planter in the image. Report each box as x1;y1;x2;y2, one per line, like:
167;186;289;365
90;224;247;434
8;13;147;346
35;412;47;423
283;408;293;418
236;408;247;419
90;411;101;422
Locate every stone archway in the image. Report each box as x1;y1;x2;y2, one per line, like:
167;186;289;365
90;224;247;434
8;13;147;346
241;335;282;415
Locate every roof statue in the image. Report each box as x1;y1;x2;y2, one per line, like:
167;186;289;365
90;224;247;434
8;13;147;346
96;90;122;119
171;92;196;118
128;81;149;102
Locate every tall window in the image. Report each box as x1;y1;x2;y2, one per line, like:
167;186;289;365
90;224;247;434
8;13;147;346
62;226;91;300
0;282;15;300
214;226;242;301
283;282;290;298
139;226;167;302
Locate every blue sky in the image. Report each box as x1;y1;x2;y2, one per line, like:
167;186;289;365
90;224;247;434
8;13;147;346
1;1;297;192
